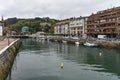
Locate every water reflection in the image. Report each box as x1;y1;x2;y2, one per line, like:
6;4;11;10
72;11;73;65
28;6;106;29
7;39;120;80
55;42;120;77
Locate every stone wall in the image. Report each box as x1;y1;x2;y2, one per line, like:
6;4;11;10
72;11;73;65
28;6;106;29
0;39;21;80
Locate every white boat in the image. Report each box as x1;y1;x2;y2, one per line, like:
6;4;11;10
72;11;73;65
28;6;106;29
62;40;67;43
84;42;98;47
75;41;80;45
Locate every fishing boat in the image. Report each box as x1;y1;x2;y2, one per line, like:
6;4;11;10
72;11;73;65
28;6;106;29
84;42;98;47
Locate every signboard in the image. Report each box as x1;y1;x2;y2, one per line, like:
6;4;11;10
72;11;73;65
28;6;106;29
22;26;29;33
0;25;2;36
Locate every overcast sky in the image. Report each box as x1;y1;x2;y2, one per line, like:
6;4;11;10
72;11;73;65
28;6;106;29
0;0;120;19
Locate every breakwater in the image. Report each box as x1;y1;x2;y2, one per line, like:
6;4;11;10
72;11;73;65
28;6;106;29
0;39;21;80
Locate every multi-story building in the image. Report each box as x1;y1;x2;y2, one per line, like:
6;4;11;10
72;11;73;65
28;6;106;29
87;6;120;38
54;19;71;36
40;22;51;32
69;17;87;38
0;23;3;36
54;17;87;38
0;16;4;36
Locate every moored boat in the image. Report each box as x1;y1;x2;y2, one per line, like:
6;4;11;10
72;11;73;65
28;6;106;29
62;40;67;43
84;42;98;47
75;41;80;45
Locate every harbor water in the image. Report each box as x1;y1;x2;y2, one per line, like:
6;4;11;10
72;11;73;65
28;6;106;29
7;39;120;80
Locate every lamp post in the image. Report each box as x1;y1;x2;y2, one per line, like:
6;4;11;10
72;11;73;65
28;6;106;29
7;20;10;45
7;28;10;45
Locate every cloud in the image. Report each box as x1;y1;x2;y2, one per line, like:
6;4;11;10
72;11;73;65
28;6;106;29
0;0;120;19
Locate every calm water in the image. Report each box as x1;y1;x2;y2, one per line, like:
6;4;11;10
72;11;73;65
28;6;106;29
7;39;120;80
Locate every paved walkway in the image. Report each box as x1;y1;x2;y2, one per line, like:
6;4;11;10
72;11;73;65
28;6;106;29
0;38;15;51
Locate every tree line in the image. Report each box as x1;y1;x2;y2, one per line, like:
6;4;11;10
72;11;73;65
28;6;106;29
4;17;59;35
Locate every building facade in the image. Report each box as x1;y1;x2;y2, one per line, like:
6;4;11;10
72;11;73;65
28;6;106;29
0;16;4;36
0;23;2;36
87;6;120;38
54;19;70;36
54;17;87;38
69;17;87;38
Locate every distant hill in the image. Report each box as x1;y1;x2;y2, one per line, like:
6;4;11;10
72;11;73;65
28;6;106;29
4;17;59;34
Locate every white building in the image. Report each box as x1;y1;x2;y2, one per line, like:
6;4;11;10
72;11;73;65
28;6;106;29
54;19;70;36
0;16;4;36
69;17;87;38
0;23;3;36
54;17;87;38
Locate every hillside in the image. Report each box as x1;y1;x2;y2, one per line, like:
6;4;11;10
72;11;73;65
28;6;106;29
4;17;59;34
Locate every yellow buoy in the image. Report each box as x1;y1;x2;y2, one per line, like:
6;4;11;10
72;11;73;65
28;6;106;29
60;63;64;69
99;52;102;56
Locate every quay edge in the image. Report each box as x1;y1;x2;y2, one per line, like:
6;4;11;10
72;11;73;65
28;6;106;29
49;38;120;49
0;39;21;80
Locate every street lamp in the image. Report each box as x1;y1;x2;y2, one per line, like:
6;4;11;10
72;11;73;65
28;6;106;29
7;27;10;45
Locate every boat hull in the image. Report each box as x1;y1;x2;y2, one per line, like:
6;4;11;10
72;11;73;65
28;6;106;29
75;42;80;45
84;42;98;47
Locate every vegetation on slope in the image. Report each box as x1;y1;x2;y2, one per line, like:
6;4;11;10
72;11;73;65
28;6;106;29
4;17;58;34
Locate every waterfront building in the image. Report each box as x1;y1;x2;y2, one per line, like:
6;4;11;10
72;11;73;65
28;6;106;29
40;22;51;32
54;17;87;38
0;23;2;36
87;6;120;38
69;17;87;38
0;16;4;36
54;19;71;36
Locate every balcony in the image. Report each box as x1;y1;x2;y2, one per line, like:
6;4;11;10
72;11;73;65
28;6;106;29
87;23;95;26
103;26;116;29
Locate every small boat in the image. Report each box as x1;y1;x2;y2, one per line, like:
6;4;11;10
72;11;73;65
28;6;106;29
55;40;57;42
75;41;80;45
84;42;98;47
62;40;67;43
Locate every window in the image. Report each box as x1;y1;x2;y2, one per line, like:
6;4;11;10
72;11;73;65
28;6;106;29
100;19;106;22
118;23;120;26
